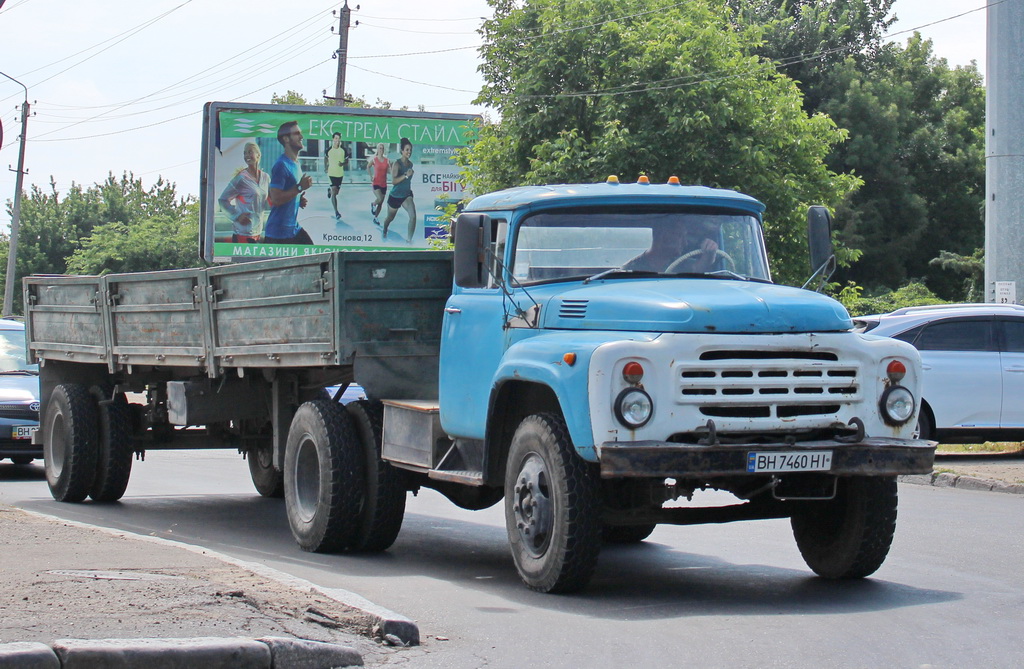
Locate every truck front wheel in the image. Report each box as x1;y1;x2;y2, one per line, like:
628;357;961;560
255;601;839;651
504;413;601;593
790;475;898;579
284;399;363;552
43;384;99;503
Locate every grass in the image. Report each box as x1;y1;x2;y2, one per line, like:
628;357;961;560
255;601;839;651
935;441;1024;455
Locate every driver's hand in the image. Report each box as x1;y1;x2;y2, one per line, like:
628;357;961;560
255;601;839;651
700;238;718;257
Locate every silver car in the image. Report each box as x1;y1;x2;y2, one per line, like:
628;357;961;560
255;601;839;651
0;318;41;464
853;303;1024;441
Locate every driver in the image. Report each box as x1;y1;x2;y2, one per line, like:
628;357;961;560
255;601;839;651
622;221;719;272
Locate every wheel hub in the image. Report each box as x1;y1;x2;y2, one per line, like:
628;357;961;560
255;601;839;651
512;454;552;557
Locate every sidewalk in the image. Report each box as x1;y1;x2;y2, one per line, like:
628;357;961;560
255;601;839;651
899;451;1024;495
0;505;417;667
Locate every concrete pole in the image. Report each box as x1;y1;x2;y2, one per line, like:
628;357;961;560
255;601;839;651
2;76;28;317
334;1;352;106
985;0;1024;304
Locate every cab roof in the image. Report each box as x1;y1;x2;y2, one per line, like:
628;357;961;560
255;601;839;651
464;181;766;215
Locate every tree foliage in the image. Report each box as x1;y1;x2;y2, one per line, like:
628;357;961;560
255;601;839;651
464;0;860;285
1;173;198;313
726;1;985;299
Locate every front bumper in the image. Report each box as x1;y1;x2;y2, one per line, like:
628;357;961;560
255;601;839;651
598;438;935;478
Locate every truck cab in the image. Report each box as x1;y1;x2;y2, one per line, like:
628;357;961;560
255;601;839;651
437;178;933;591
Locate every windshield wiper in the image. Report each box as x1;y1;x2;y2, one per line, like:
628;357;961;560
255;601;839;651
583;268;662;284
705;269;750;281
0;369;38;375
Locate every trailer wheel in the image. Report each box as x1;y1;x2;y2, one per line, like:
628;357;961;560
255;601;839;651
505;413;601;593
791;475;898;579
284;399;363;552
602;523;656;544
346;399;407;552
43;384;99;503
88;386;133;502
248;441;284;498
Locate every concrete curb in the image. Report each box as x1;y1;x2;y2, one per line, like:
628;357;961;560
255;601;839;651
9;508;419;659
0;636;362;668
899;472;1024;495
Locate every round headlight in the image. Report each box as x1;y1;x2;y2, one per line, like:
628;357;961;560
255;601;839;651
615;388;653;428
880;386;915;425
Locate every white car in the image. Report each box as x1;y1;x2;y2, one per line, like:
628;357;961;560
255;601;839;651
853;303;1024;441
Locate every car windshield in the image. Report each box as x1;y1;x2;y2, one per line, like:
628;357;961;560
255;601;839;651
511;208;770;284
0;327;37;373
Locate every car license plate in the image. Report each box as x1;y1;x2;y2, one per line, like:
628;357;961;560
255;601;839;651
13;426;37;440
746;450;832;473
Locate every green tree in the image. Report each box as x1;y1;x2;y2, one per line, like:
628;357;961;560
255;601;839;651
822;37;985;296
465;0;860;285
1;173;196;313
66;201;202;275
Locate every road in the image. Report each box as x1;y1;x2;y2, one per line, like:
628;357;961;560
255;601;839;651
3;450;1023;668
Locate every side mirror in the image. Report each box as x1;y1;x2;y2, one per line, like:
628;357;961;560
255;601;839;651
807;206;834;273
453;213;492;288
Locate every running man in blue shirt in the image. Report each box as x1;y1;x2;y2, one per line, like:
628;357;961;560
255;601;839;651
265;120;314;245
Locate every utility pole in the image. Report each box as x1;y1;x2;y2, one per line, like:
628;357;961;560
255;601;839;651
333;1;353;106
1;71;28;318
985;0;1024;304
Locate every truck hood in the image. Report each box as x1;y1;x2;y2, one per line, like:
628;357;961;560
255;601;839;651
540;279;852;333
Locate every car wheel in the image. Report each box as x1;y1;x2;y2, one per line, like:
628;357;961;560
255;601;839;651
43;384;99;503
602;523;656;544
914;407;935;441
11;455;34;465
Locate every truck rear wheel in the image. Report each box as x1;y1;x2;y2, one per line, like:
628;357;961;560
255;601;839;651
248;441;284;498
43;384;99;503
89;386;133;502
284;399;363;552
346;400;407;552
504;413;601;593
791;475;898;579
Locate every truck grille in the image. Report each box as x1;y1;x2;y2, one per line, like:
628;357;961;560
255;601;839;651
677;349;860;418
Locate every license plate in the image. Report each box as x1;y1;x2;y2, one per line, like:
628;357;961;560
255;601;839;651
746;450;833;473
13;426;37;440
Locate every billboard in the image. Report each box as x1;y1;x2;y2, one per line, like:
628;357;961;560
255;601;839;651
200;102;479;263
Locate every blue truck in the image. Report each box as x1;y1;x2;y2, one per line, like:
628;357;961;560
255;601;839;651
25;178;934;593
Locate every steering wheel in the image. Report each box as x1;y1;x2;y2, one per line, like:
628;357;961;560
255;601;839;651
665;248;736;273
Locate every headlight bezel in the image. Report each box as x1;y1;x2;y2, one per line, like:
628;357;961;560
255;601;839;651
879;385;915;426
614;387;653;428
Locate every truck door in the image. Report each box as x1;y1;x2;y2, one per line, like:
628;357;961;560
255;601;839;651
439;218;508;439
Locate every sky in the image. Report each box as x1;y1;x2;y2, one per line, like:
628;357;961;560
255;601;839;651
0;0;992;233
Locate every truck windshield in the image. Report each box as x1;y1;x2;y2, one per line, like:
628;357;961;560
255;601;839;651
511;209;771;284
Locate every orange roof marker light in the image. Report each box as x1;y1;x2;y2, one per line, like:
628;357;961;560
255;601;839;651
606;175;620;184
637;175;650;184
667;176;681;185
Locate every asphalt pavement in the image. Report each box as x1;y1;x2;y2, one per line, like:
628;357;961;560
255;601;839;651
1;452;1020;667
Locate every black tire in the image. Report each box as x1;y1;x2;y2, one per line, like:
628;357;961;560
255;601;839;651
283;399;364;552
43;384;99;503
89;386;133;502
602;523;656;544
346;400;407;552
504;413;602;593
248;441;284;498
11;455;34;465
915;406;935;441
791;476;898;579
